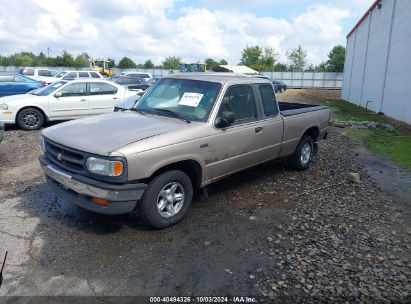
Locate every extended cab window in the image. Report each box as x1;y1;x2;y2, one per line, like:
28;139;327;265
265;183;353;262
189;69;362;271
59;83;87;97
89;82;117;95
218;85;257;124
259;84;279;116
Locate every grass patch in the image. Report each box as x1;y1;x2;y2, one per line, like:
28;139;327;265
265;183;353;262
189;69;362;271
346;129;411;172
317;99;386;122
317;99;411;172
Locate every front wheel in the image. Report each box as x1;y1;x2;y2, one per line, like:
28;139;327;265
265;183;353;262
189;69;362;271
138;170;193;229
17;108;45;130
287;135;314;171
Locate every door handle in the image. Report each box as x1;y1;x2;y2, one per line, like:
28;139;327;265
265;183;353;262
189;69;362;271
80;99;87;102
112;97;118;100
255;126;263;133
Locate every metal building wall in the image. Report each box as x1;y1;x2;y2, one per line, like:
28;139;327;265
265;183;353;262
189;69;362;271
382;0;411;123
341;33;355;99
343;0;411;124
361;0;395;113
346;15;370;104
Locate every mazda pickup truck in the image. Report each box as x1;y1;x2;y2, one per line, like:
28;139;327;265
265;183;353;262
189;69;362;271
39;73;330;228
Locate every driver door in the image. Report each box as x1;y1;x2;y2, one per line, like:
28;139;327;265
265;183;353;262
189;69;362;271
48;82;89;119
207;85;265;181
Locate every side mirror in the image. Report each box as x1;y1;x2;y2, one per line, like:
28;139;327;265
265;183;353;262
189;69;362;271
54;92;62;98
215;111;235;128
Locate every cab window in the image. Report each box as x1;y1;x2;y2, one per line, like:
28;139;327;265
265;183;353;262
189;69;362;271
259;84;279;116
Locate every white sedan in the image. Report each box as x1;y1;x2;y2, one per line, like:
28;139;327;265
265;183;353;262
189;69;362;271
0;79;137;130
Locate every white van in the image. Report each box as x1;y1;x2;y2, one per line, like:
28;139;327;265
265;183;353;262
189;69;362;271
18;68;58;84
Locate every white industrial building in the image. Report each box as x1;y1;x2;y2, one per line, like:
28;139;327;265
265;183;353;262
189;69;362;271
342;0;411;124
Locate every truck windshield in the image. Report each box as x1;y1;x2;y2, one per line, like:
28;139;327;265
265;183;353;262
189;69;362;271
134;78;221;122
35;81;67;96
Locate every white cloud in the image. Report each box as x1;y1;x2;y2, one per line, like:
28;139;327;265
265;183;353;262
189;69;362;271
0;0;364;66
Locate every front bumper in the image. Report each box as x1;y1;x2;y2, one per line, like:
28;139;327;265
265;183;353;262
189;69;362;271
39;155;147;215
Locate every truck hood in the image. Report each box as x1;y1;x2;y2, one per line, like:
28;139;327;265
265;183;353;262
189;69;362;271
42;112;186;156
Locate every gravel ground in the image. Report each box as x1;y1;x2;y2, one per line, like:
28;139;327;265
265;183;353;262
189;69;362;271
0;89;410;302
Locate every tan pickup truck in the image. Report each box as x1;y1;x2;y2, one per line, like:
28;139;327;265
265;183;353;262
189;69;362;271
39;74;330;228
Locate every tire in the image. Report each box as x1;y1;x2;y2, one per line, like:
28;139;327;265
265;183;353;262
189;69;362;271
280;88;285;93
287;135;314;171
138;170;193;229
17;108;45;130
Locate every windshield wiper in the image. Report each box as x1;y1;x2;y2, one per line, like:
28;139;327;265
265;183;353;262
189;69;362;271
154;108;191;123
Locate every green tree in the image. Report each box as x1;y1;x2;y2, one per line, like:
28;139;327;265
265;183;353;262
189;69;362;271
162;56;181;69
240;45;262;67
316;62;327;72
117;57;137;68
205;58;218;70
275;63;288;72
286;45;307;72
240;45;277;71
326;45;345;72
16;53;35;66
144;59;154;69
205;58;228;70
74;52;90;67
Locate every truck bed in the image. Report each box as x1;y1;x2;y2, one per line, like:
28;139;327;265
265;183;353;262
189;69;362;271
279;102;329;117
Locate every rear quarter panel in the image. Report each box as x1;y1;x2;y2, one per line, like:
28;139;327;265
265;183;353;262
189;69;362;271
280;108;330;157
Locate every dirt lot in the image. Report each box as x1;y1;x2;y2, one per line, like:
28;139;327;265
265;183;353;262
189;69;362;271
0;89;410;302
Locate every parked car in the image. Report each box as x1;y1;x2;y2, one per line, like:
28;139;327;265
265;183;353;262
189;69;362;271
0;121;4;143
38;73;330;228
57;70;104;80
109;76;149;91
113;92;144;112
0;79;136;130
17;68;57;84
117;72;152;81
54;71;67;78
273;80;287;93
0;74;46;97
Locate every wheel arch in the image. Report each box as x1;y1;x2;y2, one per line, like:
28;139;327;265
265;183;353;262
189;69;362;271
144;159;203;189
15;105;49;124
302;126;320;142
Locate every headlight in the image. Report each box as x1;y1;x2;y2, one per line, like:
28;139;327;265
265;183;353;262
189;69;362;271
86;157;124;177
39;136;46;152
0;103;8;110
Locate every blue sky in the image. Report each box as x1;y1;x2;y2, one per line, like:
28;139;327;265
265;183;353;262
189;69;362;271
0;0;372;65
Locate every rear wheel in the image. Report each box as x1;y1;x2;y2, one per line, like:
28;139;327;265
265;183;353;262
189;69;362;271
17;108;45;130
138;170;193;229
287;135;314;171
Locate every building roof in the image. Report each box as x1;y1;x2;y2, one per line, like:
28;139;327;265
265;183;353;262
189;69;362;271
347;0;381;38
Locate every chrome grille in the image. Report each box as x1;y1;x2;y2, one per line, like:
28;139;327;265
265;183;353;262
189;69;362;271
45;139;85;174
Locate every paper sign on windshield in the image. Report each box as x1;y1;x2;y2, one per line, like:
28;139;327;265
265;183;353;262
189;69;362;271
178;92;204;107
